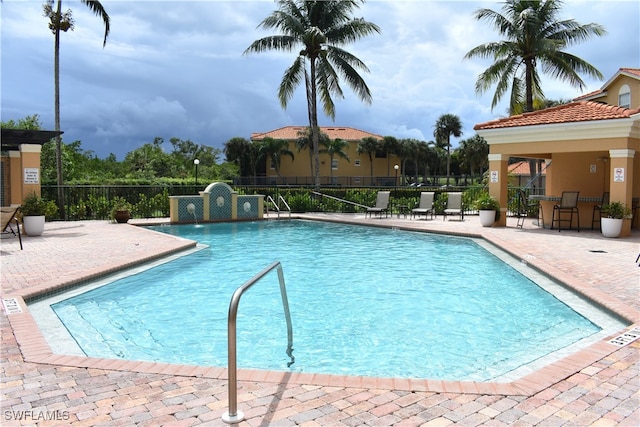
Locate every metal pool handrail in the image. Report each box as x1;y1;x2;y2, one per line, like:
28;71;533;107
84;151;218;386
265;195;292;218
222;261;294;424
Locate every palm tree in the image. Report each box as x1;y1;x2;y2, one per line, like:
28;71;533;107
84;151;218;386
224;137;253;178
244;0;380;190
357;136;380;183
320;138;350;182
464;0;605;114
259;137;294;178
296;127;330;182
458;134;489;179
434;114;463;186
43;0;110;217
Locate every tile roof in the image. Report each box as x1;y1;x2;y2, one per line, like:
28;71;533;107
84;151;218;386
508;160;546;176
474;101;640;130
251;126;383;141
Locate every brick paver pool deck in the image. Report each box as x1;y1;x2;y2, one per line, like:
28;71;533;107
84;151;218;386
1;214;638;426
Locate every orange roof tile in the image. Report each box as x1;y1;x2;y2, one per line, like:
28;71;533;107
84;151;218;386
474;101;640;130
251;126;383;141
508;161;546;176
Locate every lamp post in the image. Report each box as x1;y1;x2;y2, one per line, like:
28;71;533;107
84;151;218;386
194;158;200;191
394;164;399;188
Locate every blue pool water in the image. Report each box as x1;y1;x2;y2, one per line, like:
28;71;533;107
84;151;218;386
51;220;601;381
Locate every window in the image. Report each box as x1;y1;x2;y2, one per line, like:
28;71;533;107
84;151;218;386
355;159;361;167
270;160;275;170
618;85;631;108
331;159;338;170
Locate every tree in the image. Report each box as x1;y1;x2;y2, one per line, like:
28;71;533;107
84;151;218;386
458;134;489;178
464;0;605;114
357;136;380;181
244;0;380;190
382;136;399;176
296;127;330;180
43;0;110;216
434;114;463;186
320;138;350;182
259;137;294;178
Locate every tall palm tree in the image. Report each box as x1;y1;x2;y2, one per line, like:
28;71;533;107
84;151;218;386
434;114;463;186
244;0;380;190
43;0;110;217
259;137;294;178
320;138;350;182
357;136;380;183
464;0;605;114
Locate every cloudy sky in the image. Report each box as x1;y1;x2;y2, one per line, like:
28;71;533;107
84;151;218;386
2;0;638;160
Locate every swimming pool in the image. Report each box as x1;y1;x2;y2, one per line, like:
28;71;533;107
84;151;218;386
36;220;622;382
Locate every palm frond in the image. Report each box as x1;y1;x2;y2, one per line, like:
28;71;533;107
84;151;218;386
278;56;306;108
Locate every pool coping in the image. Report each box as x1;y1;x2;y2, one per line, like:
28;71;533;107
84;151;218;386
3;216;639;398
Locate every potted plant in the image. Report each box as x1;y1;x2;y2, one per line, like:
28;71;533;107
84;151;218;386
599;201;632;238
110;197;133;224
20;192;58;236
474;192;501;227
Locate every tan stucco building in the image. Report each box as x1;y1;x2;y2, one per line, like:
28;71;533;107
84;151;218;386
251;126;397;186
0;130;62;207
476;68;640;236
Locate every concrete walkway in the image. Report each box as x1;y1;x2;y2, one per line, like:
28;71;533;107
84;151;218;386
1;215;638;426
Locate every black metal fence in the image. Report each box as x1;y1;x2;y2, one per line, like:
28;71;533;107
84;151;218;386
42;182;541;221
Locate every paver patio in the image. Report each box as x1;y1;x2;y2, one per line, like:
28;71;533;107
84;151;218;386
1;214;638;426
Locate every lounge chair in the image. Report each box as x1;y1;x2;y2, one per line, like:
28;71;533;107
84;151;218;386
411;192;435;220
551;191;580;232
443;192;464;221
366;191;390;218
1;206;23;250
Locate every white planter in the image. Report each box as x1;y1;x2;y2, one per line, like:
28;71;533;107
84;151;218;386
601;217;623;238
479;210;496;227
23;215;46;236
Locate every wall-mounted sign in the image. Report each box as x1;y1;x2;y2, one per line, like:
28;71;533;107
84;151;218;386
490;170;498;183
23;168;40;184
614;167;624;183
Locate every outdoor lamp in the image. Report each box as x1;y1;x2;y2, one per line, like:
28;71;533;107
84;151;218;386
394;164;399;187
194;159;200;188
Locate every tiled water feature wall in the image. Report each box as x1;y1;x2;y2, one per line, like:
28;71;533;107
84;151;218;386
170;182;263;223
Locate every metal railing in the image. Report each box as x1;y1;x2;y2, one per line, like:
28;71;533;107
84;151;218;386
222;261;294;424
265;195;292;219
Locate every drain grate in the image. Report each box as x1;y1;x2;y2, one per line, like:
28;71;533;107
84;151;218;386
589;250;608;253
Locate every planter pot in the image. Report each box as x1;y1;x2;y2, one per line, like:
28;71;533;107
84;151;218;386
23;215;46;236
601;217;623;238
479;210;496;227
114;210;131;224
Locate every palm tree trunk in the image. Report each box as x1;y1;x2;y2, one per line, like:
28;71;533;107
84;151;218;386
446;138;451;186
524;58;535;113
308;59;321;191
54;0;65;218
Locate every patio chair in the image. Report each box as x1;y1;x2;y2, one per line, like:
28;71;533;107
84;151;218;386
516;189;539;228
1;206;23;250
365;191;390;218
551;191;580;232
591;192;609;230
411;192;435;220
443;192;464;221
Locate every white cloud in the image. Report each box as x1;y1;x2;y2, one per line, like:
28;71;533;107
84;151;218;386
2;0;637;159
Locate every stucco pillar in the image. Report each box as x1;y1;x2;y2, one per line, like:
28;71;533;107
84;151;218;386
609;149;635;237
488;153;509;227
19;144;42;202
8;151;22;205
